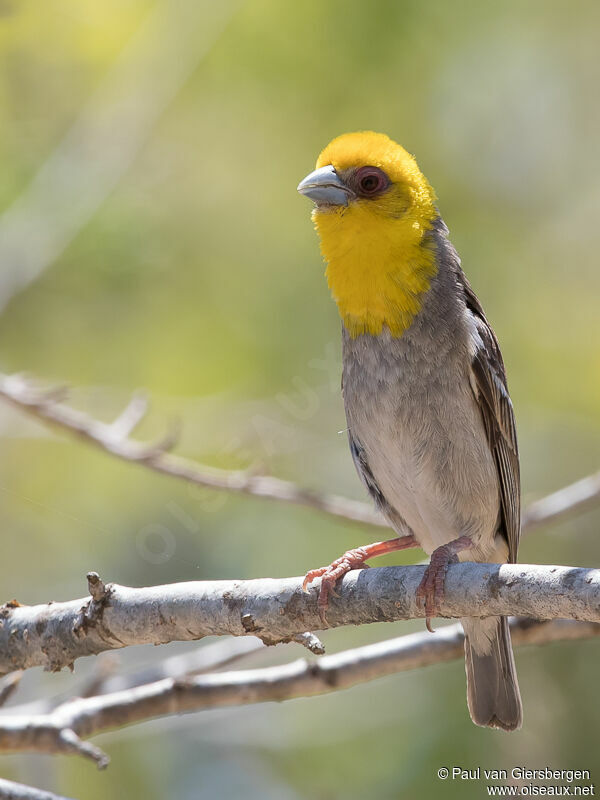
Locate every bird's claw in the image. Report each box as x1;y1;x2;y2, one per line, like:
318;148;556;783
302;547;371;621
302;567;327;594
416;547;459;634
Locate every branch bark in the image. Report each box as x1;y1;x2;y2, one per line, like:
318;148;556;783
0;618;597;768
1;564;599;676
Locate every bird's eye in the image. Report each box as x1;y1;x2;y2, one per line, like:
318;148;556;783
355;166;388;197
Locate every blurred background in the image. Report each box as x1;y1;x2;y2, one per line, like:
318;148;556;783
0;0;599;797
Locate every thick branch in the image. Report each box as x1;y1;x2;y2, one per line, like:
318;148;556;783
0;619;597;767
1;564;599;676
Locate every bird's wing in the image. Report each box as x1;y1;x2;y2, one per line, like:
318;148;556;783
460;275;521;562
348;432;388;510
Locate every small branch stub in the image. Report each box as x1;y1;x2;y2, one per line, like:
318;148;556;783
86;572;107;602
73;573;113;642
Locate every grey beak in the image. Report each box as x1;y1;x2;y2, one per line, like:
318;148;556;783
297;165;355;207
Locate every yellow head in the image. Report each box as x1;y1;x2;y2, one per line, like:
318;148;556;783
298;131;438;338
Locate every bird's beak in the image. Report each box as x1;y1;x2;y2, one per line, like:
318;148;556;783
297;165;355;207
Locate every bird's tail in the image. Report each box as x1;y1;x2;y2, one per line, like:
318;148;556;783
462;615;522;731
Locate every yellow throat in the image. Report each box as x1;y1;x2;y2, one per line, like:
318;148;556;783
313;132;438;338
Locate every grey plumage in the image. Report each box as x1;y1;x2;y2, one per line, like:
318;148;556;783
342;218;522;730
464;617;522;731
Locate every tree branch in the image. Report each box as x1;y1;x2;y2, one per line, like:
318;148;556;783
1;564;599;677
2;372;598;778
3;372;598;532
522;470;600;531
0;373;385;528
0;778;76;800
0;618;597;768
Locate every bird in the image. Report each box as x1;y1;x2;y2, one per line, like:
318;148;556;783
297;131;522;731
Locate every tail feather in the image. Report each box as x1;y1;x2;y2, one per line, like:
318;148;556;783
463;616;522;731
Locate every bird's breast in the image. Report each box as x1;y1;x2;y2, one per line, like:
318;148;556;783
342;317;502;560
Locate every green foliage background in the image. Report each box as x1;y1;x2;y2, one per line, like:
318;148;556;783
0;1;599;797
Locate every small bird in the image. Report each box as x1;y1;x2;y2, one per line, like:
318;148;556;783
297;131;522;731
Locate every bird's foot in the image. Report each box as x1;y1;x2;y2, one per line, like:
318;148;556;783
416;535;473;633
303;535;419;624
303;546;371;624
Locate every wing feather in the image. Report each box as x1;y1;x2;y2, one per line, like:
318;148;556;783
461;276;521;562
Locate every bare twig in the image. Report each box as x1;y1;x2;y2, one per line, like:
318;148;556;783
0;778;76;800
2;373;599;532
0;619;597;767
0;373;386;527
1;564;599;677
522;471;600;530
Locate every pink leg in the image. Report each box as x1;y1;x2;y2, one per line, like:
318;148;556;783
416;535;473;633
303;535;420;623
